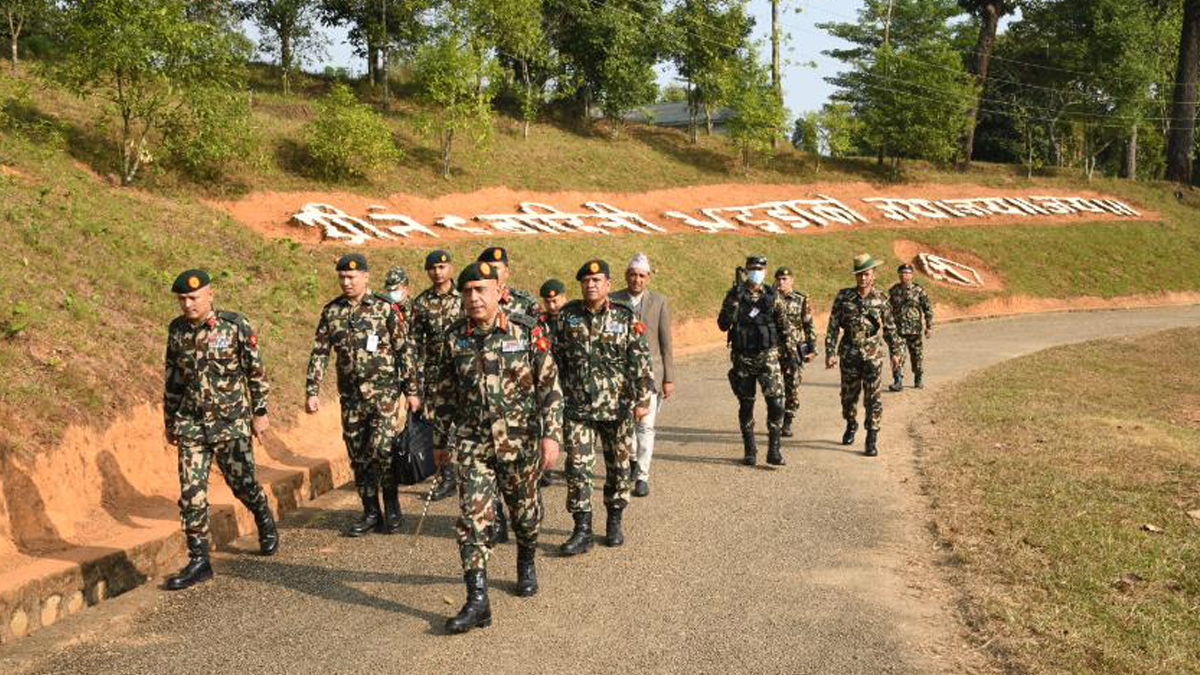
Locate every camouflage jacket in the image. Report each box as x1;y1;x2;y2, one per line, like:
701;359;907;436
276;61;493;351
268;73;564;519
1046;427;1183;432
537;310;562;345
825;287;898;361
779;290;818;356
429;311;564;458
306;292;415;402
554;299;653;422
164;310;269;444
499;286;539;319
717;284;800;356
410;284;462;396
888;282;934;336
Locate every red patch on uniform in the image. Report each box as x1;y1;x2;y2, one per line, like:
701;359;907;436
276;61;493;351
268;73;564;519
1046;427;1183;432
249;334;257;347
531;326;543;337
535;337;550;352
634;321;646;336
206;316;216;328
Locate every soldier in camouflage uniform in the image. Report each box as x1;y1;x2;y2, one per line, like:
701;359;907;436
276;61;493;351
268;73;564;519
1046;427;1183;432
376;266;412;319
887;263;934;391
773;267;817;438
306;254;419;537
163;269;278;591
555;259;653;555
427;261;563;634
825;254;899;457
410;250;461;503
537;278;568;487
717;255;800;467
479;246;539;319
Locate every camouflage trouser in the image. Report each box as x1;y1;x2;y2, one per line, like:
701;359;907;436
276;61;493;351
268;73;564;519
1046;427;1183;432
340;395;400;499
453;434;541;572
892;334;925;377
565;418;632;513
178;436;268;539
781;360;804;413
728;348;785;434
839;351;884;431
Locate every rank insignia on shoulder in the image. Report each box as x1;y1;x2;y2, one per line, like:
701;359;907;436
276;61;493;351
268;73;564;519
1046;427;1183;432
633;321;646;336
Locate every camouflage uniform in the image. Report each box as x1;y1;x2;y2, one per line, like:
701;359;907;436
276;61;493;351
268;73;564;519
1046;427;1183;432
164;310;270;540
500;286;539;319
825;288;898;431
410;284;463;481
428;312;563;572
555;299;653;516
888;282;934;382
778;290;818;416
307;293;415;501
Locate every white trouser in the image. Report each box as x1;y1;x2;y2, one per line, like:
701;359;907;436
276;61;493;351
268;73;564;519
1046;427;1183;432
632;392;660;482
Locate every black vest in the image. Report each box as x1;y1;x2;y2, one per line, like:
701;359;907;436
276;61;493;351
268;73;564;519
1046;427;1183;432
732;286;778;353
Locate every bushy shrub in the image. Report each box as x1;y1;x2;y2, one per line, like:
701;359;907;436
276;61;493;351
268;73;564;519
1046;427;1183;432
304;83;399;179
162;88;260;182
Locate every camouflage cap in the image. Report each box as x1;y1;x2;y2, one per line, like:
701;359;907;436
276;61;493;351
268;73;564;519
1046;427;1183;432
425;249;451;269
384;266;409;290
576;259;610;280
336;253;368;272
172;269;210;294
745;255;767;269
540;278;566;298
853;253;881;275
478;247;509;265
457;261;500;290
774;266;793;278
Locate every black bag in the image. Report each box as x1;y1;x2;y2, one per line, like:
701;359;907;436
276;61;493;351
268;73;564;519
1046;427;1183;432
392;412;436;486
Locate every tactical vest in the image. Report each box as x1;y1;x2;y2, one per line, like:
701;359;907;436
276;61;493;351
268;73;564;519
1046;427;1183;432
731;286;778;353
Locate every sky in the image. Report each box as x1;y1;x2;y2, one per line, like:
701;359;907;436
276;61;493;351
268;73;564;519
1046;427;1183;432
245;0;871;117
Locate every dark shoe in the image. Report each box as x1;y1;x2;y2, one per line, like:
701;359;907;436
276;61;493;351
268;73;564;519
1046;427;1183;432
888;373;904;392
428;465;457;502
559;511;594;556
865;429;879;457
741;430;758;466
766;429;786;466
165;535;213;590
491;501;509;545
632;479;649;498
346;494;382;537
515;545;538;597
781;413;794;438
842;421;858;446
605;506;625;547
445;570;492;634
914;373;924;389
629;460;640;481
539;472;553;487
381;484;403;535
253;507;279;556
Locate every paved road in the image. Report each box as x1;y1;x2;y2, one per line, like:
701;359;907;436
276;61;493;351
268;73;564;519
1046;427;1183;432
6;306;1200;675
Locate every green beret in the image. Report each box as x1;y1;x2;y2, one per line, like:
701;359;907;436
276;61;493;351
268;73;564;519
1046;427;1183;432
774;266;793;278
478;247;508;265
457;261;500;290
898;263;915;273
336;253;368;272
576;259;610;281
425;249;451;269
745;255;767;269
384;266;408;289
172;269;211;294
539;278;566;299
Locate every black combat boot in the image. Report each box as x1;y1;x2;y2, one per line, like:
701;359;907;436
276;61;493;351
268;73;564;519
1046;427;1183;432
914;372;924;389
539;471;554;487
428;464;457;502
559;511;594;556
766;428;786;466
741;429;758;466
381;483;403;534
515;544;538;597
164;534;213;590
842;420;858;446
491;499;509;545
605;506;625;547
446;569;492;634
864;429;879;457
253;506;279;556
346;493;382;537
781;413;794;438
888;372;904;392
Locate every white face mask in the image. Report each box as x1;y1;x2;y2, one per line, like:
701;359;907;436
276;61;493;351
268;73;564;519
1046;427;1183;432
747;269;766;285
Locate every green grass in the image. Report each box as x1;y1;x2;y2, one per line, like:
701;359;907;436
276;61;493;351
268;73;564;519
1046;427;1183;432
917;329;1200;675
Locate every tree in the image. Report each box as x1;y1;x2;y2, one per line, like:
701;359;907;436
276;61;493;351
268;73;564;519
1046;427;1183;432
1167;0;1200;183
723;48;786;171
796;103;857;172
1;0;47;70
668;0;752;143
478;0;551;138
49;0;249;185
235;0;323;94
412;31;497;177
317;0;430;90
305;82;398;178
957;1;1019;166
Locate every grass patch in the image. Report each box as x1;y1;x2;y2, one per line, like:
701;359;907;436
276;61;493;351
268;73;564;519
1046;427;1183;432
917;329;1200;675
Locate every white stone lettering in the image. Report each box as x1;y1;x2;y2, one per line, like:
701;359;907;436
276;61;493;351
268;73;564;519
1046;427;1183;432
917;253;984;288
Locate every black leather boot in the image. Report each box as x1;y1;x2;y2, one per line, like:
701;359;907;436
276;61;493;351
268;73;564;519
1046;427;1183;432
842;420;858;446
491;499;509;545
428;463;457;502
914;373;924;389
605;506;625;547
865;429;879;457
889;372;904;392
165;534;213;590
781;413;794;437
766;428;786;466
446;569;491;634
515;544;538;597
381;483;403;534
741;429;758;466
346;493;382;537
253;507;279;556
559;511;594;556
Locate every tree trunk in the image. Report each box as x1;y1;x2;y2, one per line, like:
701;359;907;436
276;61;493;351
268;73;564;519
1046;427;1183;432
367;42;377;87
960;3;1001;167
9;34;16;71
705;105;713;135
687;79;698;144
1124;123;1138;179
1167;0;1200;183
442;129;454;178
6;11;20;71
771;0;781;149
281;33;293;94
522;60;532;139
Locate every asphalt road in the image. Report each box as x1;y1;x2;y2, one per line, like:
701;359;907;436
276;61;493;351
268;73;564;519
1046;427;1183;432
7;306;1200;675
